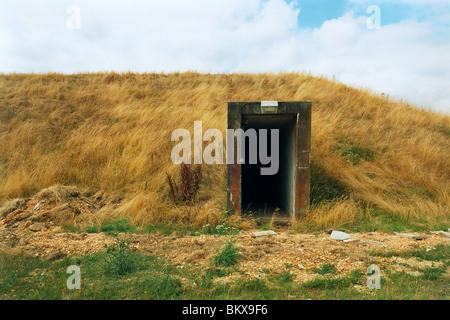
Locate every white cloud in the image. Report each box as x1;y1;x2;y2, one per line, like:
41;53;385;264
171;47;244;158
0;0;448;113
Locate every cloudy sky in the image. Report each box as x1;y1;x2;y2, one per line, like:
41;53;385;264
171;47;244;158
0;0;449;113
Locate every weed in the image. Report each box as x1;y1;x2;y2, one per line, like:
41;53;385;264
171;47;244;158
261;223;271;231
277;271;294;284
202;213;239;236
166;163;203;205
104;237;138;276
313;263;337;275
213;240;241;267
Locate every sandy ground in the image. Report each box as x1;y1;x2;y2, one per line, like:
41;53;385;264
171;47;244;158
2;226;449;284
1;186;448;284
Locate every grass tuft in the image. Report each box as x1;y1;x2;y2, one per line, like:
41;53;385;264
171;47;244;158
213;240;241;267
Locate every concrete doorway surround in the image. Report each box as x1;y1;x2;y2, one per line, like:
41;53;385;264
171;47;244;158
227;101;311;223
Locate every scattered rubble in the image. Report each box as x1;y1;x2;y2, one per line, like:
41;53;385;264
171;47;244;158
0;185;121;235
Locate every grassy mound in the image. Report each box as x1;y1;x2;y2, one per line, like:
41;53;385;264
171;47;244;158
0;72;448;230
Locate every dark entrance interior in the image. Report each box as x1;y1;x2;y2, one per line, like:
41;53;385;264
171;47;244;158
241;115;296;221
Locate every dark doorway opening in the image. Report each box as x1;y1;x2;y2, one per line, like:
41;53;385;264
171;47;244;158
241;115;296;222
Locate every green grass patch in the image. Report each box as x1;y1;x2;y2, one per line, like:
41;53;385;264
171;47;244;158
213;240;241;267
303;269;364;290
379;269;449;300
62;214;240;237
369;244;450;262
436;124;450;137
234;278;268;292
277;271;295;284
335;136;376;165
313;263;337;275
310;160;348;206
1;249;448;300
348;204;447;233
63;219;138;235
204;267;232;279
420;265;447;281
100;219;137;234
135;275;183;299
103;238;139;276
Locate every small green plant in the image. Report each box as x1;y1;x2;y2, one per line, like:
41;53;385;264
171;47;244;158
313;263;337;275
104;237;138;276
261;223;271;231
277;270;294;284
213;240;241;267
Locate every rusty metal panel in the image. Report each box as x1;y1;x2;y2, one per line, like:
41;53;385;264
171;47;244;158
227;102;243;214
294;103;311;220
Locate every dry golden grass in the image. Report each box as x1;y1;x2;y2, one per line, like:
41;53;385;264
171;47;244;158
0;72;448;228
